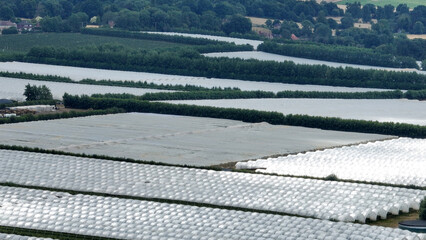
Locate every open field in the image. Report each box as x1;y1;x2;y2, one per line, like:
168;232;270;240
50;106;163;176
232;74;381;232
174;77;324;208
407;34;426;40
0;33;189;53
336;0;424;8
0;113;391;166
145;31;263;49
1;149;425;223
164;99;426;126
0;62;390;93
204;51;423;74
237;138;426;187
0;77;172;101
1;186;423;240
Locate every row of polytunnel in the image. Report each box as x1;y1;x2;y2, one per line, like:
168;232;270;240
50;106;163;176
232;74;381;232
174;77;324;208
236;138;426;187
0;149;425;223
0;233;55;240
0;186;424;240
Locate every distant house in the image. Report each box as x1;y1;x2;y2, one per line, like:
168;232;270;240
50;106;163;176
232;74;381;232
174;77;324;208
291;34;299;41
17;20;33;32
0;21;17;32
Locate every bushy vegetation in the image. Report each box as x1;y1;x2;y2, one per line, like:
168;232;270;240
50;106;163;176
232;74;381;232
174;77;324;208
63;94;426;138
259;42;418;69
92;90;404;101
0;108;125;125
420;197;426;220
20;46;426;90
23;84;53;101
404;89;426;100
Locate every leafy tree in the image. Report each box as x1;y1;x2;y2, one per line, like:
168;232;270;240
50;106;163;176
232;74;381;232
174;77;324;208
67;12;88;32
40;16;63;32
222;14;252;35
420;197;426;220
314;23;331;42
2;27;18;34
17;0;37;18
413;21;424;34
23;84;53;101
340;15;354;29
0;6;15;20
346;2;361;19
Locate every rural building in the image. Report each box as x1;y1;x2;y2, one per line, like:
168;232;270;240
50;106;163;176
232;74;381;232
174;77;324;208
17;20;33;32
0;21;17;32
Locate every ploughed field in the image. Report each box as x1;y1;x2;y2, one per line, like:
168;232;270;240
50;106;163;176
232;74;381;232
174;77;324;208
0;113;390;166
0;62;389;93
163;98;426;126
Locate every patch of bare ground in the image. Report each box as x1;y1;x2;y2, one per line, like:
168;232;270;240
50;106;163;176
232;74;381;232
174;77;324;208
368;210;420;228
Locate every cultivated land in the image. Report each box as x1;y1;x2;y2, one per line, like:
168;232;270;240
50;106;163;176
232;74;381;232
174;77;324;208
237;138;426;187
0;62;389;93
204;51;424;74
0;113;391;166
164;99;426;126
1;150;425;223
1;186;422;240
0;77;172;101
337;0;424;8
0;33;189;53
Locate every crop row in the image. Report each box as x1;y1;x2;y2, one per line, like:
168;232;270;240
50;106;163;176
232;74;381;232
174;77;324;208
0;186;423;240
236;138;426;187
1;149;425;223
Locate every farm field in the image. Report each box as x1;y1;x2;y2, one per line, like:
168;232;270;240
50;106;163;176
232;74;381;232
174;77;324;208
144;31;263;49
0;62;390;93
1;149;425;223
0;33;190;53
0;113;391;166
336;0;424;8
164;99;426;125
237;138;426;187
204;51;424;74
0;77;172;101
0;186;423;240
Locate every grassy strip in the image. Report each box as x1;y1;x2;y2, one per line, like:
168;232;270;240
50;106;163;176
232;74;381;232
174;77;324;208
0;108;125;125
0;144;424;191
64;95;426;138
0;225;118;240
0;100;58;109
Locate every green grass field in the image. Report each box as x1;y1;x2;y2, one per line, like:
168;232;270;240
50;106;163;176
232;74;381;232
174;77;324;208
337;0;424;8
0;32;190;53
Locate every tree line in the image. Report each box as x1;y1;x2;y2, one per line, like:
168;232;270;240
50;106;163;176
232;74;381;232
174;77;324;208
0;108;124;125
259;42;418;69
21;45;426;90
91;90;406;101
63;94;426;138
